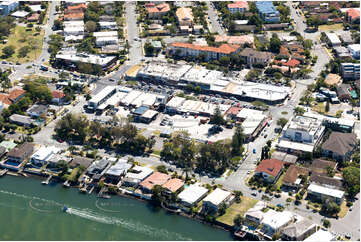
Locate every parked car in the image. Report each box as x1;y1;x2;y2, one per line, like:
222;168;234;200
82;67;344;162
251;192;257;196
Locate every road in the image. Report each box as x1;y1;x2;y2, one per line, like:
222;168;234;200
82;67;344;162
206;2;225;35
125;1;142;65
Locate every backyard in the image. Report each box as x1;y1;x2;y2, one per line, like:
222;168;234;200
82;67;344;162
0;26;44;63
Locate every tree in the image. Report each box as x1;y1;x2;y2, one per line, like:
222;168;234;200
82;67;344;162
156;165;168;174
294;107;305;115
321;201;340;215
85;20;97;32
232;126;244;156
277;118;288;128
233;214;245;227
245;69;260;81
53;19;63;30
2;45;15;57
144;42;155;56
270;34;281;53
325;101;330;113
303;39;313;49
17;46;30;58
218;203;227;216
342;166;360;197
150;185;165;207
219;56;230;66
209;106;225;125
323;219;331;228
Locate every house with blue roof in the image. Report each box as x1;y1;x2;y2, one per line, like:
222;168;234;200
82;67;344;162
256;1;280;23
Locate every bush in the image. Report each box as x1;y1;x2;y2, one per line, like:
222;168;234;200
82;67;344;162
346;201;353;207
323;219;331;228
156;165;168;174
286;198;292;203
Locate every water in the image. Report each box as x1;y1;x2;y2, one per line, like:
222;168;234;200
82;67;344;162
0;176;233;241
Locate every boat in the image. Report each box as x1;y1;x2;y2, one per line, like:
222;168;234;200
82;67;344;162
97;194;111;199
63;180;70;188
62;206;68;212
0;169;8;177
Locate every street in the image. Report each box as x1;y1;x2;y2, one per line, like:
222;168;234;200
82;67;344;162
206;2;225;35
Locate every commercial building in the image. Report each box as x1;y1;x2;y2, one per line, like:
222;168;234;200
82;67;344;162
202;188;233;213
227;1;248;13
0;1;18;16
278;116;325;153
30;146;60;166
132;106;158;124
139;171;171;193
259;210;294;238
237;108;267;141
88;86;117;110
255;159;284;183
340;63;360;80
325;33;341;47
123;165;154;187
348;44;360;59
307;183;344;204
321;131;358;162
304;229;336;242
214;35;254;46
176;7;193;26
178;183;208;207
255;1;280;23
169;42;241;61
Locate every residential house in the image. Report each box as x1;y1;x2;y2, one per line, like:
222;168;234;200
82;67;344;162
245;201;266;226
146;3;170;19
30;146;60;166
8;88;25;103
161;178;184;194
176;7;193;27
263;23;289;31
27;104;48;118
255;1;280;23
336;84;352;101
86;159;111;180
0;140;17;152
281;218;317;241
27;13;40;22
324;73;342;87
340;63;360;80
282;165;309;190
345;8;360;23
271;151;298;164
64;12;84;21
233;20;256;32
227;1;248;14
202;188;233;213
260;210;294;238
0;1;18;16
309;159;337;174
348;44;360;59
178;183;208;207
99;21;117;30
69;156;93;169
321;132;358;162
123;165;154;187
239;48;273;66
139;171;171;193
170;42;240;61
95;36;118;46
9;114;33;127
304;228;336;241
104;159;132;185
309;172;343;189
325;33;341;47
52;91;66;105
307;183;344;204
254;159;284;183
6;142;35;164
334;46;351;59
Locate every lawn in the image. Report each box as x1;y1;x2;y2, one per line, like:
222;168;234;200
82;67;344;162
312;102;326;114
152;149;161;156
338;200;348;218
318;23;343;31
64;167;79;182
0;26;44;63
216;196;258;226
275;171;286;190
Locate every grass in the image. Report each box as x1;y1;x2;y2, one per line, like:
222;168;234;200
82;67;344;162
0;26;44;63
152;130;160;137
152;150;161;156
216;196;258;226
338;200;348;218
64;167;79;182
312;102;326;114
281;111;288;115
318;23;343;31
275;172;286;190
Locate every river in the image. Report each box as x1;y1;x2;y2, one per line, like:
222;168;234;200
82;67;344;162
0;175;233;240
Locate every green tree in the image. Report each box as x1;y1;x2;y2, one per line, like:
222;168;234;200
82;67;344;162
150;185;165;207
277;118;288;128
2;45;15;57
303;39;313;49
294;107;305;115
321;201;340;215
85;20;97;32
156;165;168;174
209;106;225;125
323;219;331;228
17;46;30;58
233;214;245;227
342;166;360;197
232;125;244;156
269;33;281;53
325;101;330;113
144;42;155;56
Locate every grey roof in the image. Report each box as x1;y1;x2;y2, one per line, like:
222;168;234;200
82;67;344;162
87;159;110;175
271;151;298;164
9;114;33;125
69;156;93;168
7;142;35;159
0;146;7;157
310;159;337;173
282;219;316;238
322;132;358;156
337;84;351;98
27;104;48;114
240;48;273;59
310;172;343;189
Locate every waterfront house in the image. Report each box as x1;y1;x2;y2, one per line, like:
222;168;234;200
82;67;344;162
6;142;35;165
139;171;171;193
321;132;358;162
281;217;317;241
304;228;336;241
259;210;294;238
30;146;60;166
177;183;208;207
244;201;267;226
202;188;233;213
307;183;344;204
69;156;93;169
162;178;185;195
104;159;132;185
122;165;154;187
86;159;111;180
254;159;284;183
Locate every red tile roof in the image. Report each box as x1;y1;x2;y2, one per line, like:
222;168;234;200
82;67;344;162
280;46;291;56
67;3;86;10
52;90;65;99
64;12;84;20
140;171;171;191
226;106;242;116
284;59;301;67
27;13;40;21
227;1;248;9
171;42;240;55
346;8;360;20
255;159;284;177
8;89;25;101
162;178;184;193
147;3;170;14
0;93;11;105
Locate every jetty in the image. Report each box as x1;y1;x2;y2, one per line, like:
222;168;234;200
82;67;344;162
88;186;95;194
79;184;88;193
42;175;53;185
0;169;8;177
97;187;111;199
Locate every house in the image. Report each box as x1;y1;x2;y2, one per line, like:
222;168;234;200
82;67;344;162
95;36;118;46
307;183;344;204
99;21;117;30
260;210;294;238
161;178;184;194
336;84;352;101
69;156;93;169
176;7;193;27
64;12;84;21
309;172;343;189
239;48;273;66
178;183;208;207
304;228;336;241
325;33;341;47
0;140;17;152
9;114;33;127
139;171;171;193
282;165;309;190
202;188;233;213
0;1;19;16
254;159;284;183
348;44;360;59
245;201;266;226
86;159;111;180
170;42;240;61
146;3;170;19
8;88;25;103
271;151;298;164
334;46;351;59
281;218;317;241
27;104;47;118
345;8;360;23
214;35;254;46
233;20;256;32
30;146;60;166
255;1;280;23
309;159;337;174
227;1;248;14
52;91;65;105
321;132;358;162
104;159;132;184
123;165;154;187
263;23;289;31
27;13;40;22
284;59;301;68
340;63;360;80
6;142;35;164
324;73;342;87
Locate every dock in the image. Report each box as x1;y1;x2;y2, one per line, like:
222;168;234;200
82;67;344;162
42;175;53;185
79;184;88;193
0;169;8;177
97;187;111;199
88;186;95;194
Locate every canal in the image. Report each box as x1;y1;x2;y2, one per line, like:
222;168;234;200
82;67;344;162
0;175;233;240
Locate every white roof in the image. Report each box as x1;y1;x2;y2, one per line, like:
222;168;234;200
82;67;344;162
166;96;185;109
93;31;118;37
234;20;248;25
29;5;42;12
64;26;84;34
348;44;360;52
63;21;84;27
125;165;153;181
304;229;335;241
131;92;159;107
65;35;84;42
142;109;158;119
277;140;315;153
326;33;341;45
96;36;118;42
31;146;60;162
122;90;142;106
89;86;116;104
178;184;208;205
105;92;127;106
262;210;294;230
237;108;264;119
11;11;29;18
105;159;132;177
99;21;117;26
203;188;231;206
56;52;116;66
308;183;345;199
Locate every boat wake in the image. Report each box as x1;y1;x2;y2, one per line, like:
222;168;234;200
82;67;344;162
65;207;192;240
0;189;63;207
